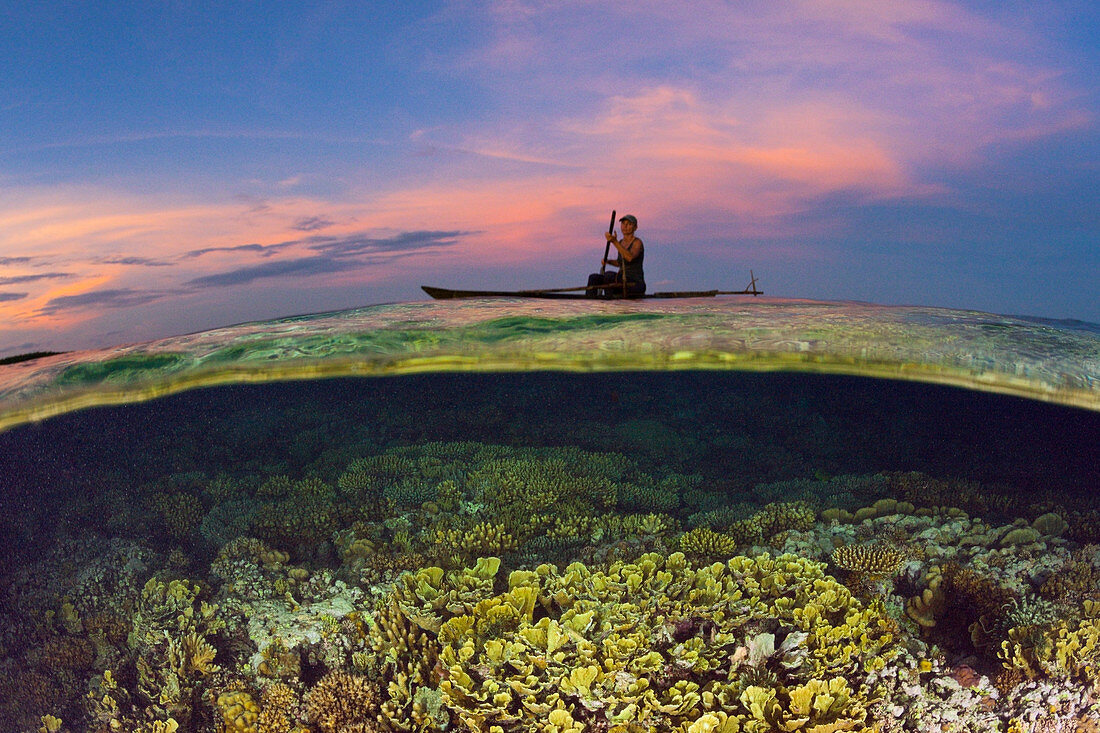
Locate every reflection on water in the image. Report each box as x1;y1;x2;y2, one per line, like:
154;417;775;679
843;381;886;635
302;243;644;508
1;371;1098;729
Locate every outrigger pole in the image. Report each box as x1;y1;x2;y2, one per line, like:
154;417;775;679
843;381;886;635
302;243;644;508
713;270;761;296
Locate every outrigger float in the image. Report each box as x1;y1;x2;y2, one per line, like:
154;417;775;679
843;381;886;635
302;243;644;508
422;273;762;300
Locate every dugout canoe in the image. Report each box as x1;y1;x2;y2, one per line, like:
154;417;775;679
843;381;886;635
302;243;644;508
422;286;763;300
423;274;761;300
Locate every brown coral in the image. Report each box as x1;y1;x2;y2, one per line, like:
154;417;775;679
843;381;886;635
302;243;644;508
942;562;1016;618
754;500;816;537
368;597;444;729
831;543;905;575
431;521;518;559
32;635;95;671
1040;547;1100;603
257;682;302;732
217;690;261;732
906;567;946;629
152;492;205;540
304;672;382;732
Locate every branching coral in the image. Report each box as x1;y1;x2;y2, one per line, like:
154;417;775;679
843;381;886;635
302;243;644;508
430;521;518;560
678;527;738;557
255;682;304;732
311;443;687;572
1040;546;1100;603
616;478;680;513
151;492;205;541
831;543;905;575
753;500;816;537
251;478;350;550
367;592;447;730
305;672;383;732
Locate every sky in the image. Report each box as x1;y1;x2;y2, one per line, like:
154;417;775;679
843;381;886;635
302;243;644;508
1;0;1098;356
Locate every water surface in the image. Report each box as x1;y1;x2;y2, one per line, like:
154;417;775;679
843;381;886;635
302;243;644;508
1;298;1098;731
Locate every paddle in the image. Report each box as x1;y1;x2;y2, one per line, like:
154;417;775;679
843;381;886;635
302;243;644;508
600;209;616;275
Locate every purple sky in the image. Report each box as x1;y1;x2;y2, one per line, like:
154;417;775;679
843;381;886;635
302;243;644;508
1;1;1097;356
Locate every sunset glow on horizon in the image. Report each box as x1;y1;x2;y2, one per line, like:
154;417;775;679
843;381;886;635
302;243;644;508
2;1;1097;356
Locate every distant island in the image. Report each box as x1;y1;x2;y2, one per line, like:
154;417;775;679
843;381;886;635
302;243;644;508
0;351;65;366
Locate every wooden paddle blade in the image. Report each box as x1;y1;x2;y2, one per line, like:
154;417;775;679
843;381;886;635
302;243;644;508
601;209;615;274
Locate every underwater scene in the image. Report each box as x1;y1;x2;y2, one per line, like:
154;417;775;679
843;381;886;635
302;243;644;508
1;298;1099;733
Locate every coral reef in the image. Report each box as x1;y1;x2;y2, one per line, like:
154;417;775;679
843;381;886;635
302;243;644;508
3;421;1100;731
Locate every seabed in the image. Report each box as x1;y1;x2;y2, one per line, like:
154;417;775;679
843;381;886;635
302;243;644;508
1;297;1098;732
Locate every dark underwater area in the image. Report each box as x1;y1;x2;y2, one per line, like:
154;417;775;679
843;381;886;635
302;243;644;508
1;371;1099;731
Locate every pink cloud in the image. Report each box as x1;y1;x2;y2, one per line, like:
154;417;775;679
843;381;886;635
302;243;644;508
2;0;1094;353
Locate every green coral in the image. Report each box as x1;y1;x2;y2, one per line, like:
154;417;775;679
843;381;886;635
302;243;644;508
679;527;738;557
999;599;1100;689
431;521;519;560
319;442;686;564
685;501;816;549
251;476;350;549
754;500;816;538
615;475;683;513
151;493;205;540
92;578;224;730
361;552;896;731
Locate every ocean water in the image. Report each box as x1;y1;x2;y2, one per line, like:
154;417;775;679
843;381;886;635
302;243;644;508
1;298;1098;731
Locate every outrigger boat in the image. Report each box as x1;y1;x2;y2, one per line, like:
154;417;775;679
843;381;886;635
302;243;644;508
421;274;762;300
424;211;762;300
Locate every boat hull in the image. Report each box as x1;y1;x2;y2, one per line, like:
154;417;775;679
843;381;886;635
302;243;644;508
421;286;760;300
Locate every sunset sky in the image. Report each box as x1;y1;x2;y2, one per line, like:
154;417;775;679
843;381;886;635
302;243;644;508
1;1;1097;356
